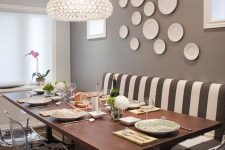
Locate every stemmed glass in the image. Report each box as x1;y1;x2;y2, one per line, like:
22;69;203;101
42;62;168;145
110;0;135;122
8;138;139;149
67;82;76;101
140;98;155;120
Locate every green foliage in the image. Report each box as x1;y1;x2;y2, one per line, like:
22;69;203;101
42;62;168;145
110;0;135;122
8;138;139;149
43;83;54;93
110;88;119;97
32;70;50;80
107;96;116;107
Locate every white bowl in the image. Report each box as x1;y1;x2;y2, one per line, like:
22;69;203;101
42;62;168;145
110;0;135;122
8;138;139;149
88;111;106;119
119;116;141;126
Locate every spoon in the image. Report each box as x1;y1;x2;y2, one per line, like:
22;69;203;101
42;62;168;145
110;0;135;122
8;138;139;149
62;118;95;125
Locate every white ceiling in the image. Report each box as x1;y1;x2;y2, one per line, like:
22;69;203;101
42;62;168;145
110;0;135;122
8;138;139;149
0;0;48;7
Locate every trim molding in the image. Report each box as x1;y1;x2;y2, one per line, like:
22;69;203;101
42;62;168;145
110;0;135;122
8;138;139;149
0;4;46;14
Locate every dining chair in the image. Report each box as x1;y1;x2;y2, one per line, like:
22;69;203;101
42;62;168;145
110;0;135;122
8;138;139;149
4;111;68;150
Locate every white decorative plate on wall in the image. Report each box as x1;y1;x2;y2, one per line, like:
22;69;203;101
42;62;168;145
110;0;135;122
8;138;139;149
154;39;166;55
168;23;184;42
143;18;159;40
144;2;155;17
132;11;142;26
119;25;129;39
158;0;177;15
119;0;128;8
131;0;144;7
184;43;200;61
130;38;140;51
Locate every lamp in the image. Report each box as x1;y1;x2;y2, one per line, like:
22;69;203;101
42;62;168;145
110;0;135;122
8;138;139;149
46;0;113;22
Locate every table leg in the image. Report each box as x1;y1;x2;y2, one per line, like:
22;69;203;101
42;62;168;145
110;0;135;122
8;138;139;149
46;126;58;143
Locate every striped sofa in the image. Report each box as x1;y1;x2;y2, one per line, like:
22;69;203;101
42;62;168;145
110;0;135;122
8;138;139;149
102;73;225;149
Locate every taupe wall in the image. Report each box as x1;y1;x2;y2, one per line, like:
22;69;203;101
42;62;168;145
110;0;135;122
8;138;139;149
71;0;225;91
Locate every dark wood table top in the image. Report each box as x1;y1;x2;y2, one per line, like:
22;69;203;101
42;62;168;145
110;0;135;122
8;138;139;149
3;92;222;150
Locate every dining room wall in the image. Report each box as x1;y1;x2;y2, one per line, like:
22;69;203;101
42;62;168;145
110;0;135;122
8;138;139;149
71;0;225;91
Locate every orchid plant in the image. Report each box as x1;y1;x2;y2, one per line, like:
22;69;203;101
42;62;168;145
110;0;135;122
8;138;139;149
25;50;50;80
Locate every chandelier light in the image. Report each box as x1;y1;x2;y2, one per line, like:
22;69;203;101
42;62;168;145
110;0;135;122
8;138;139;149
46;0;113;22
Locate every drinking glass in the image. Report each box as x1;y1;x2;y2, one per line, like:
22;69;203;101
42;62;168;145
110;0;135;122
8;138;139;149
141;98;155;120
67;82;76;101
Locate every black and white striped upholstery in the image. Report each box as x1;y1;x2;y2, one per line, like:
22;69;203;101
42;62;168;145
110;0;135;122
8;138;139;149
102;73;225;140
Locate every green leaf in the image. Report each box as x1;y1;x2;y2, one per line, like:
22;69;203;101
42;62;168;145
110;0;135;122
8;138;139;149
42;70;50;78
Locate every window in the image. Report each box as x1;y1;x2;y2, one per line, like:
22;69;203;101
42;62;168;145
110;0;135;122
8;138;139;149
0;12;52;85
204;0;225;28
87;19;106;39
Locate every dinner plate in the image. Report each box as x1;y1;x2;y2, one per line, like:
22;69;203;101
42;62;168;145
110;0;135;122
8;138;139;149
51;109;86;121
168;23;184;42
135;119;180;135
143;18;159;40
154;39;166;55
184;43;200;61
131;0;144;7
128;101;145;109
25;98;52;106
119;25;129;39
119;0;128;8
132;11;142;26
144;2;155;17
130;38;140;51
158;0;177;15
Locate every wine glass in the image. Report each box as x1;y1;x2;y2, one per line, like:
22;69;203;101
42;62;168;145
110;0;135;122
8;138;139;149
140;98;155;120
67;82;76;101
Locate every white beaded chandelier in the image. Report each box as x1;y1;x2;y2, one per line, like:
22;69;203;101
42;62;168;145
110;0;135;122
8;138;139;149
46;0;113;22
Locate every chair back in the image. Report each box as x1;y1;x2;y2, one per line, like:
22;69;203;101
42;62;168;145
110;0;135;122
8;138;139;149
5;111;30;150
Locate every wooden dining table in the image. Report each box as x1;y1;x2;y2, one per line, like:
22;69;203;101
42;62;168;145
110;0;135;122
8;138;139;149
3;92;222;150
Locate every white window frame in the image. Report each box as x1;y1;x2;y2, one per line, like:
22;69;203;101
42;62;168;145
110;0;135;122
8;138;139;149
204;0;225;28
87;19;106;39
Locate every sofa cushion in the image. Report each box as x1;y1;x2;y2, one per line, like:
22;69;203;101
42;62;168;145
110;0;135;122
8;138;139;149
103;73;225;140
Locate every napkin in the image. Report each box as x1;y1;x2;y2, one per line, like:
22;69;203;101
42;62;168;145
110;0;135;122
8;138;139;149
129;107;160;115
114;128;157;145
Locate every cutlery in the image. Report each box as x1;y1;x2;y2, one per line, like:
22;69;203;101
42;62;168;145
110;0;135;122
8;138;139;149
123;128;149;141
122;130;145;142
180;126;192;131
62;118;95;125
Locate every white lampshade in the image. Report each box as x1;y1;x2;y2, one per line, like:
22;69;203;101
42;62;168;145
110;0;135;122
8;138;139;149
46;0;113;22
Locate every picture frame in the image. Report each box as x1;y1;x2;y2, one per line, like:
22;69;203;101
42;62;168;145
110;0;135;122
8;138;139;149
87;19;106;39
204;0;225;29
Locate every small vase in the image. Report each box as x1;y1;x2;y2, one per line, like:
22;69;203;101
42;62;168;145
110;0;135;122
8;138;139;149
36;78;45;85
111;107;123;121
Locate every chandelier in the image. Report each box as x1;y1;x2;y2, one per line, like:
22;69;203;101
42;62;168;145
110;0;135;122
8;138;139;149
46;0;113;22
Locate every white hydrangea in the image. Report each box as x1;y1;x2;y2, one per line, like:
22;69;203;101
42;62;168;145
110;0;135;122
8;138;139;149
55;82;66;92
114;96;129;110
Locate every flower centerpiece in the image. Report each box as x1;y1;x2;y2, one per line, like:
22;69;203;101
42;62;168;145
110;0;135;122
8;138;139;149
43;83;55;96
25;50;50;85
107;95;129;120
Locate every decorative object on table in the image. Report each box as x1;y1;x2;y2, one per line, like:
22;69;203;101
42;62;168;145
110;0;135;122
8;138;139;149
129;107;160;115
43;83;55;97
46;0;113;22
158;0;178;15
131;0;144;8
154;39;166;55
55;81;66;97
119;0;128;8
144;2;155;17
25;50;50;85
119;25;129;39
119;117;141;126
87;19;106;39
184;43;200;61
143;18;159;40
132;11;142;26
130;38;140;51
168;23;184;42
135;119;180;135
113;128;157;145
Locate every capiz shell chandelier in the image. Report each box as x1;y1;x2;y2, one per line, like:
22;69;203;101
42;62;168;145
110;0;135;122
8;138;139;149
46;0;113;22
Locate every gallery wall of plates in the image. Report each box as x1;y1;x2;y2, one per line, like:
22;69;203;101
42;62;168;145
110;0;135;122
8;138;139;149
118;0;200;61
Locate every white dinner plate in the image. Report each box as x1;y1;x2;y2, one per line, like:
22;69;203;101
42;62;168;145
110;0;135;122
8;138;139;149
25;98;52;106
131;0;144;7
132;11;142;26
144;2;155;17
184;43;200;61
119;25;129;39
154;39;166;55
168;23;184;42
51;109;86;121
158;0;177;15
130;38;140;51
143;18;159;40
119;0;128;8
135;119;180;135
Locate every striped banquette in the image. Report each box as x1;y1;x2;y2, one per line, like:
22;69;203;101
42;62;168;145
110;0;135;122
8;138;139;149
102;73;225;140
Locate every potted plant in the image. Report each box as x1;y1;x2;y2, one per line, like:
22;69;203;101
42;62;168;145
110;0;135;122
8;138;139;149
25;50;50;85
43;83;55;96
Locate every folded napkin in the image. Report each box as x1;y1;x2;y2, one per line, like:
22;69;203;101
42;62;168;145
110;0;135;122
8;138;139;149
114;128;157;145
129;107;160;115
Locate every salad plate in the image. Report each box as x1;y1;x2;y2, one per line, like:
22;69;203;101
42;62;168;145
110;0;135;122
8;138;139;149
168;23;184;42
130;38;140;51
144;2;155;17
158;0;177;15
51;109;86;121
119;0;128;8
143;18;159;40
132;11;142;26
25;98;52;106
184;43;200;61
154;39;166;55
119;25;129;39
135;119;180;135
131;0;144;7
